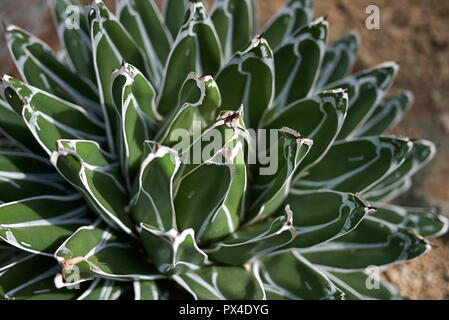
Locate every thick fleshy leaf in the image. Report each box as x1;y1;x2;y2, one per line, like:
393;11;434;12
327;62;398;140
157;1;223;117
130;142;179;231
216;37;274;128
354;92;413;137
315;32;360;91
255;250;343;300
262;0;314;50
1;76;106;155
364;140;435;198
54;224;164;287
172;266;265;300
139;226;209;274
49;0;96;82
77;278;126;300
366;177;412;202
211;0;256;60
0;151;69;203
0;194;92;255
300;217;430;271
264;89;347;176
89;0;153;152
134;279;193;300
117;0;173;80
246;127;313;223
283;190;372;249
322;270;402;300
270;18;328;116
295;136;412;193
133;280;159;300
206;206;297;265
50;140;133;235
0;245;29;272
5;25;100;114
111;62;161;186
0;254;77;300
164;0;189;39
370;202;449;239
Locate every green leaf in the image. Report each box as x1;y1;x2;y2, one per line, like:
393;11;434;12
262;0;314;50
211;0;256;60
54;224;164;286
206;206;297;265
370;202;449;239
172;266;265;300
0;194;92;255
49;0;96;82
300;217;430;271
130;143;179;232
315;32;360;90
216;37;275;128
164;0;189;39
133;280;159;300
283;190;372;249
111;62;161;186
264;90;348;176
157;1;223;117
50;139;134;235
0;151;70;203
255;250;343;300
5;25;100;114
138;226;209;274
295;136;412;193
78;278;126;300
354;92;413;137
246;127;313;223
0;245;29;272
134;279;193;300
327;62;398;140
364;140;435;198
270;18;328;116
117;0;173;81
322;270;402;300
1;76;106;155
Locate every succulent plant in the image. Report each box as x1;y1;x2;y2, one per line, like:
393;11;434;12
0;0;447;300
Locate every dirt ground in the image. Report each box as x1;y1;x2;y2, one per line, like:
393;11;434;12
0;0;448;300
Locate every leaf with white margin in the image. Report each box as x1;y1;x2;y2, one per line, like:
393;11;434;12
364;139;435;197
255;250;343;300
282;190;372;249
5;25;100;115
164;0;189;39
366;177;412;202
172;266;266;300
111;62;161;187
0;151;70;203
77;278;126;300
216;36;275;128
49;0;96;82
0;194;93;256
315;32;360;91
130;142;180;231
50;139;134;235
322;269;402;300
354;92;413;137
157;1;223;117
269;18;328;116
1;76;106;155
138;226;209;274
133;279;193;300
262;0;314;50
0;254;77;300
54;223;164;287
117;0;173;81
89;0;153;153
295;136;412;194
264;90;348;177
206;205;298;265
211;0;256;60
300;216;430;271
370;202;449;239
0;245;29;272
246;127;313;223
326;62;398;140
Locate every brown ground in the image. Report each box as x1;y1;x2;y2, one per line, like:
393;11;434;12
0;0;448;299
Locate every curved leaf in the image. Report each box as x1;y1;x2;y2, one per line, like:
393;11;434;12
164;0;189;39
78;278;126;300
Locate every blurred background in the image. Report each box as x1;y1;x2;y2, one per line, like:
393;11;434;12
0;0;448;299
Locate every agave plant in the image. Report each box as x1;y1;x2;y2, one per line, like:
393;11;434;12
0;0;447;300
